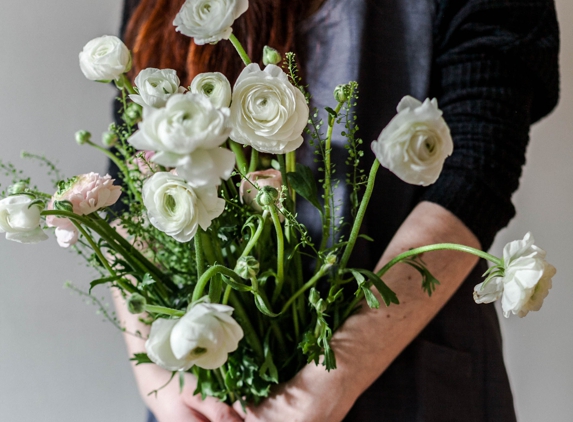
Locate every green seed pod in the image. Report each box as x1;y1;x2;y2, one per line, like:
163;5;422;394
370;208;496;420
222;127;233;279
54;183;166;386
127;293;147;314
262;46;282;66
235;256;260;279
333;84;349;103
102;131;118;147
75;130;91;145
256;185;279;207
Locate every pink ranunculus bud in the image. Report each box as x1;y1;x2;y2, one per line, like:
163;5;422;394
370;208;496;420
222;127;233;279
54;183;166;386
46;173;121;248
56;173;122;215
239;169;283;215
133;150;158;176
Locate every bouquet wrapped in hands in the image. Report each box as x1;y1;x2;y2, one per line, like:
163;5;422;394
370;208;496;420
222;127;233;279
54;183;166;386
0;0;556;407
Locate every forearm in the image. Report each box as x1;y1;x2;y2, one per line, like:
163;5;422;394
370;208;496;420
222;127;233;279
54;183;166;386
243;200;482;421
329;201;481;404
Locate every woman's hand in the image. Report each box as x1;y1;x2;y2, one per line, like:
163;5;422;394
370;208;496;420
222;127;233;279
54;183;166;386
112;290;243;422
237;201;482;421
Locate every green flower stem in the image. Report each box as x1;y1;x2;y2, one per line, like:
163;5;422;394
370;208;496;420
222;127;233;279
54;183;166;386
228;34;252;66
286;151;296;174
341;290;364;322
376;243;503;278
194;230;205;279
339;160;380;270
281;264;330;314
239;213;267;260
218;366;236;402
229;140;248;175
118;74;137;95
249;149;259;173
222;285;232;305
84;140;142;204
71;221;137;295
143;305;185;317
228;291;264;359
268;206;285;303
90;214;174;291
320;101;344;252
191;265;247;302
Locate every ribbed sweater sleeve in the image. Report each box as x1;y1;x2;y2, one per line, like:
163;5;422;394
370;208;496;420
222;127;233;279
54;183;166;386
421;0;560;250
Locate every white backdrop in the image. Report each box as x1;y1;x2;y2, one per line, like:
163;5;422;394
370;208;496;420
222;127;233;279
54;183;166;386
0;1;571;421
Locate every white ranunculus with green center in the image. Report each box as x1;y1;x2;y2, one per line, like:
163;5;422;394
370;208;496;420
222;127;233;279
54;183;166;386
230;63;309;154
128;93;235;187
79;35;132;82
0;195;48;244
190;72;232;108
142;172;224;242
173;0;249;45
130;68;184;109
473;233;555;318
145;302;244;371
371;96;453;186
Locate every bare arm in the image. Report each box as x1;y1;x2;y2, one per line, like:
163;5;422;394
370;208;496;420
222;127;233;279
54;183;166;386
240;201;481;421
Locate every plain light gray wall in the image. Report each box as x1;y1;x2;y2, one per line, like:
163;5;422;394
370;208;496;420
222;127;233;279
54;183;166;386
0;1;571;421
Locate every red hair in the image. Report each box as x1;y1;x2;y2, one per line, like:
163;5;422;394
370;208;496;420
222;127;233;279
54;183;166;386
124;0;319;86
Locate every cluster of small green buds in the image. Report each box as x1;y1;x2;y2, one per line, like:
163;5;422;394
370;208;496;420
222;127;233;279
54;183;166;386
256;185;279;207
75;130;92;145
124;102;142;125
333;84;350;103
262;46;282;66
235;256;260;279
102;131;118;147
8;181;29;195
127;293;147;314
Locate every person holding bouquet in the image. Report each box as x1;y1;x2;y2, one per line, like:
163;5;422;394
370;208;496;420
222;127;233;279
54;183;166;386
105;0;560;421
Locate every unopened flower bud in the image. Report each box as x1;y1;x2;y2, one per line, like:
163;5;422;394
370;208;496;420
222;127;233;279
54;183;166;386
256;185;279;207
127;293;147;314
333;84;349;103
263;46;282;66
324;253;337;268
8;182;28;195
75;130;91;145
235;256;260;279
102;131;118;147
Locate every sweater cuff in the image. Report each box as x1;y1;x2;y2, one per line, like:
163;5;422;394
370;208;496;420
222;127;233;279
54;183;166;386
420;169;516;251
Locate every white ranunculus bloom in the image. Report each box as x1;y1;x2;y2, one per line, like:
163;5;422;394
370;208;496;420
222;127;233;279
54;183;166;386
500;232;556;318
130;68;184;109
173;0;249;45
473;233;555;318
129;93;235;187
142;172;225;242
371;96;453;186
190;72;232;108
79;35;131;82
128;93;231;160
0;195;48;244
146;302;243;371
230;64;309;154
174;148;236;188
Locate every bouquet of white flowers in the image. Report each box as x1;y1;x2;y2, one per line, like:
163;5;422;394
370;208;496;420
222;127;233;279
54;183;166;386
0;0;555;406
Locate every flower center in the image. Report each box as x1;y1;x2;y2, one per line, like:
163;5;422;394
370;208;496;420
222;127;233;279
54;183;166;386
165;194;177;214
202;82;215;96
189;347;208;358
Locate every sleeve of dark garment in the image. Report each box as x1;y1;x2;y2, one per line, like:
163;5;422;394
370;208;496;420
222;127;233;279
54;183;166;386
421;0;560;250
108;0;142;213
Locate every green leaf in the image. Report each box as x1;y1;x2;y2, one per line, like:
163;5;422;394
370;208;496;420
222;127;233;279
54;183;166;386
89;275;122;294
324;106;338;119
355;269;399;306
287;164;322;211
130;352;152;366
179;371;185;394
358;234;374;242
